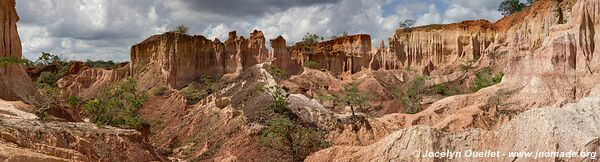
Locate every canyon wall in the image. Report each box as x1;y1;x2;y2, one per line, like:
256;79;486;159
291;34;372;75
130;30;292;89
130;32;227;89
388;20;497;70
0;0;37;103
271;36;303;75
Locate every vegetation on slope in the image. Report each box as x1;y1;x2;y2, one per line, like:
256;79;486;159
258;86;329;161
82;77;149;128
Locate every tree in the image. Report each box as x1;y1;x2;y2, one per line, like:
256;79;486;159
400;76;426;114
339;85;367;117
302;33;324;46
499;0;527;16
173;24;189;34
37;52;63;65
399;19;416;29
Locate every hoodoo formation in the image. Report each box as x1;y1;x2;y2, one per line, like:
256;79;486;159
0;0;36;102
2;0;600;161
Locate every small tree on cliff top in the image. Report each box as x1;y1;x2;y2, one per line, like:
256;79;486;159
302;33;324;46
398;19;416;29
499;0;527;16
173;24;189;34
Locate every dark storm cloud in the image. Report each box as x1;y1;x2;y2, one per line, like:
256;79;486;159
178;0;341;17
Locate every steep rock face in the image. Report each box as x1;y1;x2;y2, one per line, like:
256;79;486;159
0;0;36;102
58;66;130;98
271;36;303;75
370;40;402;71
388;20;497;70
291;34;372;75
245;30;270;69
131;32;227;89
0;99;163;161
130;30;275;89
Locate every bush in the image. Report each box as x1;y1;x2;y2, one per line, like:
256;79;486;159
82;78;148;128
148;86;167;96
266;64;289;79
303;61;321;69
398;19;416;29
179;76;221;105
471;67;504;92
85;59;117;69
32;84;62;121
399;76;426;114
259;86;329;160
173;24;189;34
499;0;527;16
338;85;367;116
0;56;21;67
301;33;323;46
432;84;460;96
66;96;81;107
258;117;329;161
36;63;69;87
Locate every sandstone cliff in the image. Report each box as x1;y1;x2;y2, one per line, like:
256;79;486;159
291;34;372;75
0;0;36;103
129;30;298;90
58;66;130;98
388;20;497;70
271;36;303;75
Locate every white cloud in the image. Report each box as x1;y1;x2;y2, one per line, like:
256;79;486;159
15;0;504;61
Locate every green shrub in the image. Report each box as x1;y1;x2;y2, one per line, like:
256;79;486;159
36;111;51;121
303;61;321;69
172;24;189;34
66;96;81;107
181;82;208;105
85;59;117;69
432;84;460;96
0;56;21;67
399;76;426;114
471;67;503;92
35;63;69;87
259;86;329;160
82;78;148;128
180;76;221;105
148;86;167;96
266;64;289;79
258;117;329;161
338;85;368;117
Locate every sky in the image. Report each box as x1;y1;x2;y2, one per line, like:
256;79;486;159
16;0;505;62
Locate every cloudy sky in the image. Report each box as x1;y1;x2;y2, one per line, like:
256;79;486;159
16;0;505;61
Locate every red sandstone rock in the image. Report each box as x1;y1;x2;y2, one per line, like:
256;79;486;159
0;0;37;103
270;36;303;75
291;34;372;75
130;30;275;89
67;61;90;76
389;20;497;72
